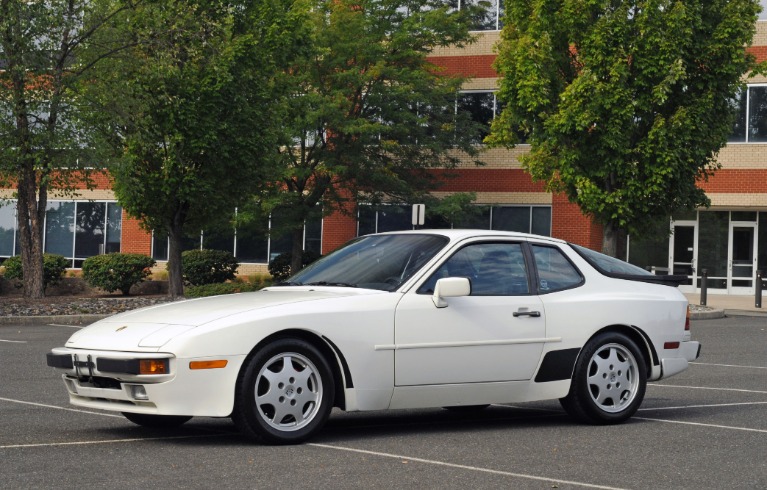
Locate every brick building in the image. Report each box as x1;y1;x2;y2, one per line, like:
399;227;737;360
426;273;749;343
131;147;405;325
2;10;766;297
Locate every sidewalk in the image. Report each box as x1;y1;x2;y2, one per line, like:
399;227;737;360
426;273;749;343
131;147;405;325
684;292;767;319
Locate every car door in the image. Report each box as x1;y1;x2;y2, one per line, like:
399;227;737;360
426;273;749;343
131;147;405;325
393;240;546;386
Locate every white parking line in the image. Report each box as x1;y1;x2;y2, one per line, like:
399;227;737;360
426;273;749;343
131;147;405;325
639;401;767;411
0;396;123;418
649;384;767;395
48;324;84;328
0;339;26;343
310;443;626;489
691;362;767;370
0;434;225;450
634;417;767;434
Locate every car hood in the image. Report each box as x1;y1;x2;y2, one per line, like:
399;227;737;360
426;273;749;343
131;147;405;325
65;287;377;350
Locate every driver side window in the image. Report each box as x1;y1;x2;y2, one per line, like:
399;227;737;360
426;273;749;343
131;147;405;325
418;242;530;296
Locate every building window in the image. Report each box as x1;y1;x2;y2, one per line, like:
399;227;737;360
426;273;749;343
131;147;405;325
458;91;497;144
357;203;551;236
728;85;767;143
0;200;123;267
447;0;503;31
0;204;17;261
151;211;322;264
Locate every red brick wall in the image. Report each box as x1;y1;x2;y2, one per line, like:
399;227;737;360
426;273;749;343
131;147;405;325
697;169;767;193
321;209;357;254
747;46;767;62
550;193;604;250
432;168;545;192
427;55;497;78
120;211;152;255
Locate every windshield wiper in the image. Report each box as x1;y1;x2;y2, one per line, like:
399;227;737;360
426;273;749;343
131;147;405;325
305;281;358;288
274;281;303;286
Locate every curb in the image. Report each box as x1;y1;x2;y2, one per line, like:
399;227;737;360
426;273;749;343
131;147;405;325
0;314;109;326
723;308;767;318
689;308;725;321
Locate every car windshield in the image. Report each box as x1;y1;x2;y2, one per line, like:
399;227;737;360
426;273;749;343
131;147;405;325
280;234;449;291
570;244;653;276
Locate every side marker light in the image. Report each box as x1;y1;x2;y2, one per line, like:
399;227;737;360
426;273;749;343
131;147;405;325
189;360;228;370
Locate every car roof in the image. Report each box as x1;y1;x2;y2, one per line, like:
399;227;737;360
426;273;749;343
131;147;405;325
373;228;568;246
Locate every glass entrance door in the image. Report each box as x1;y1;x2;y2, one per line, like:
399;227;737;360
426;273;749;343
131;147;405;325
670;222;697;293
728;224;757;294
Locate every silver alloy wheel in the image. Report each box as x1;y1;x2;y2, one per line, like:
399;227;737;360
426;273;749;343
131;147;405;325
255;352;323;431
586;342;640;414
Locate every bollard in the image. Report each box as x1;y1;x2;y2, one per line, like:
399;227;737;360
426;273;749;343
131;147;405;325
756;270;762;309
700;269;708;306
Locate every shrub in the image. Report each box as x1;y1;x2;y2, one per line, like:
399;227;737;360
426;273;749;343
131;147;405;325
185;281;261;298
268;250;321;282
82;253;156;296
1;254;69;291
176;249;239;286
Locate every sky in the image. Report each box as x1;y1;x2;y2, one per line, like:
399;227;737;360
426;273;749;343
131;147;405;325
762;0;767;20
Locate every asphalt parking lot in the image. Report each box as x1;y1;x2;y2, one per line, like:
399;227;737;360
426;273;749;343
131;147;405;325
1;316;765;489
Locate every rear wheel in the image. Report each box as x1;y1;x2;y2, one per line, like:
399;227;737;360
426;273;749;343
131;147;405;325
232;338;334;444
560;332;646;424
122;412;192;428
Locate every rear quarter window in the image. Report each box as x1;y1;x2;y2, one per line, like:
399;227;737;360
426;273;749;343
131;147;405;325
531;244;584;293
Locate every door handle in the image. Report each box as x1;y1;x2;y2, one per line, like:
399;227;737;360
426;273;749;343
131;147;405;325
513;310;541;318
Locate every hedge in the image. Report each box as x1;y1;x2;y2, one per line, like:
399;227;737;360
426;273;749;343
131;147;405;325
82;253;156;295
1;254;69;291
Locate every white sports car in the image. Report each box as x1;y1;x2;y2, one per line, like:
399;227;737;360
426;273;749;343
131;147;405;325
47;230;700;444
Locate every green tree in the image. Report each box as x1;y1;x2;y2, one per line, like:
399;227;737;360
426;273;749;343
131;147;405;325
490;0;763;256
0;0;137;299
263;0;487;272
85;0;306;298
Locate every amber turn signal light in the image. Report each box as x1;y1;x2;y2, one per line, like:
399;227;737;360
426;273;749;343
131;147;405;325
138;359;169;375
189;360;228;370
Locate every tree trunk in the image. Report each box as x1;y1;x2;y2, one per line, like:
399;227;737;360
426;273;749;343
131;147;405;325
16;193;46;299
602;221;620;257
15;156;46;299
290;225;305;276
167;225;185;300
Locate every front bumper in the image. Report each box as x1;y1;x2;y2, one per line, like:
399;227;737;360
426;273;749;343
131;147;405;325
47;348;245;417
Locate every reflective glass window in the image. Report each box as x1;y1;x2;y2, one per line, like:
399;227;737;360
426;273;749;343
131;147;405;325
748;86;767;142
458;91;495;143
0;204;15;257
532;245;583;292
45;201;75;258
105;204;122;253
74;202;105;258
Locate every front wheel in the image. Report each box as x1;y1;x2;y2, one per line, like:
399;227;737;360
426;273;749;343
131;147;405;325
560;332;647;424
232;338;334;444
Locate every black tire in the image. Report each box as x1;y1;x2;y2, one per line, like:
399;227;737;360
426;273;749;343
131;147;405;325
560;332;647;424
232;338;334;444
122;412;192;428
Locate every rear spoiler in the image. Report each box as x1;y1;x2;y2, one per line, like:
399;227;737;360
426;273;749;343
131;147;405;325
607;273;689;287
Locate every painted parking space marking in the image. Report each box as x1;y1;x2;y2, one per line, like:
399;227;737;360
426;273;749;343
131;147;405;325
650;384;767;395
0;396;123;418
0;339;26;343
309;443;627;490
691;362;767;370
48;324;84;328
0;433;228;450
639;401;767;411
634;416;767;434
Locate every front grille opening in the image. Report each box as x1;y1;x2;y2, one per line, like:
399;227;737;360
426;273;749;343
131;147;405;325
76;376;122;390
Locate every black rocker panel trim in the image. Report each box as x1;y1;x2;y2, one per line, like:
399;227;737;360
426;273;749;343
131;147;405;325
534;348;581;383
